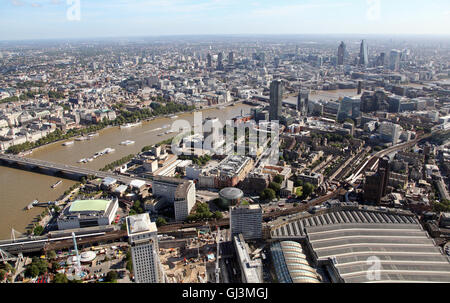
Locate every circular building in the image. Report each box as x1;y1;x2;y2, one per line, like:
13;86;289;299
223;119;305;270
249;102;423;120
66;251;97;265
219;187;244;208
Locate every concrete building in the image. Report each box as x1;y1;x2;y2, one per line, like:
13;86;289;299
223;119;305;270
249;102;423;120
379;121;402;144
230;204;263;240
174;180;196;222
152;176;196;222
233;234;263;283
57;198;118;230
126;213;164;283
297;90;309;117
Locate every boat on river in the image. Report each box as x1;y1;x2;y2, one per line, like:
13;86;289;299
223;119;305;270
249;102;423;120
120;122;142;129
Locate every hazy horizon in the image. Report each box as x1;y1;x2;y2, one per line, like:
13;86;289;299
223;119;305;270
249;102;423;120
1;0;449;41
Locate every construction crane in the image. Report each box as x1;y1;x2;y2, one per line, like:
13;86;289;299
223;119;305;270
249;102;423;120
215;226;221;283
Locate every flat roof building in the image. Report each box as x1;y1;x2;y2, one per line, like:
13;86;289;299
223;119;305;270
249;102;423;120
152;176;196;222
57;198;118;230
233;234;263;283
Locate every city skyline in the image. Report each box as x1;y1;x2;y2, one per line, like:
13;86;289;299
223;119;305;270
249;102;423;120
1;0;450;41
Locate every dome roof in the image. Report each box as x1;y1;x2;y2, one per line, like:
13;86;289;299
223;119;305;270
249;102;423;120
219;187;244;200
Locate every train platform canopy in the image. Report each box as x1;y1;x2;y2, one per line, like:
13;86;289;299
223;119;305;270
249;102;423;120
269;204;450;283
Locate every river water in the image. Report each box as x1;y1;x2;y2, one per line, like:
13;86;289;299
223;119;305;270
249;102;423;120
0;104;252;240
0;89;365;239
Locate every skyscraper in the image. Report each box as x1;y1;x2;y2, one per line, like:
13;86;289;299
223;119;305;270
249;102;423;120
217;52;224;70
207;53;212;68
228;51;234;65
363;157;390;204
297;89;309;116
126;213;165;283
269;80;283;121
337;41;346;65
359;40;369;66
390;49;401;71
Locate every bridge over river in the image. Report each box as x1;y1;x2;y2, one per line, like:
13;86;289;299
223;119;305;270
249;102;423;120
0;153;149;185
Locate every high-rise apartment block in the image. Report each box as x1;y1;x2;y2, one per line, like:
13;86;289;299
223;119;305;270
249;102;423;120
126;213;165;283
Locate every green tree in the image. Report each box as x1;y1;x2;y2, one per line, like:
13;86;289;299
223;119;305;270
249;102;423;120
26;265;40;278
273;175;284;184
260;188;276;202
47;250;57;260
302;183;315;198
51;261;61;272
105;271;118;282
295;187;303;198
53;273;68;283
213;211;223;219
33;225;44;236
156;217;167;227
126;260;133;273
269;182;281;193
0;269;6;281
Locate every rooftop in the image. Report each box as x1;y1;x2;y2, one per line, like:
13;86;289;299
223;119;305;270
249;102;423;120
126;213;157;235
68;199;111;213
269;205;450;283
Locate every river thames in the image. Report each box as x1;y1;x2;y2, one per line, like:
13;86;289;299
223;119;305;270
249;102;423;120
0;104;252;239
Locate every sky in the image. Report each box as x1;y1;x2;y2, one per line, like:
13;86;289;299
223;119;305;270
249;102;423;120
0;0;449;41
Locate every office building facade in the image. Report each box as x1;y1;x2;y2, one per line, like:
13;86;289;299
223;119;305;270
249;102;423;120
297;90;309;117
230;204;263;240
269;80;283;121
126;213;164;283
337;41;346;65
359;40;369;66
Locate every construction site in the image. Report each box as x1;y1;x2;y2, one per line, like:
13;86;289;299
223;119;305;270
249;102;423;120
159;231;218;283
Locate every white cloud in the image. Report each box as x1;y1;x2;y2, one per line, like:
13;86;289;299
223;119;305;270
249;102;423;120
10;0;25;6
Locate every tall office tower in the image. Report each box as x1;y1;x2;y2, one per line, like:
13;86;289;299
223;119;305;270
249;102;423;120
126;213;165;283
217;52;224;70
359;39;369;66
389;50;401;71
269;80;283;121
337;41;346;65
297;89;309;116
228;51;234;65
274;57;280;68
230;204;263;240
363;157;390;204
207;53;212;68
378;52;386;67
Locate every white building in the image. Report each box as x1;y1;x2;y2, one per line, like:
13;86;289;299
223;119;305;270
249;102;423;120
57;198;118;230
152;176;196;222
126;213;165;283
174;180;196;222
233;234;263;283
